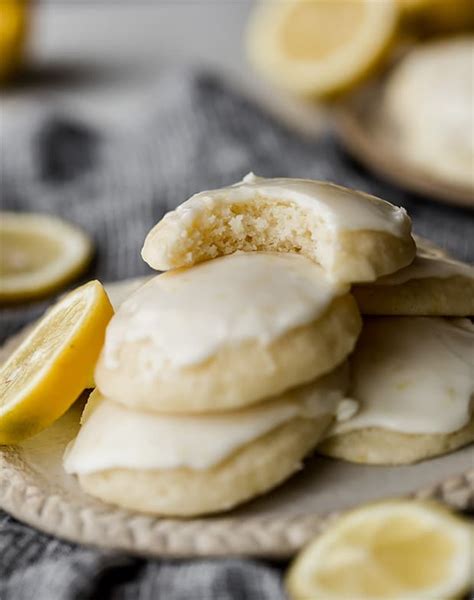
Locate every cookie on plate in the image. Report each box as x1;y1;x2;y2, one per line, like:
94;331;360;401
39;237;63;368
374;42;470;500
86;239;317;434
319;419;474;466
65;367;356;516
382;37;474;188
95;252;361;413
141;174;415;283
319;317;474;464
353;242;474;316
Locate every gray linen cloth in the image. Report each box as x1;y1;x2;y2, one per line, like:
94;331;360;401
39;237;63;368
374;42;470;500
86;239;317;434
1;72;473;600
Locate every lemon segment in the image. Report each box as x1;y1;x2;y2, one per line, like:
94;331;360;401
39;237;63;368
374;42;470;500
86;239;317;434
0;281;114;444
246;0;399;98
0;212;93;302
0;0;28;81
286;500;473;600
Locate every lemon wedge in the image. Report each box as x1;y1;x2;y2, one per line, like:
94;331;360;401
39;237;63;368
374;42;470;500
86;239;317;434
246;0;399;98
286;500;473;600
0;280;113;444
0;212;93;302
0;0;28;82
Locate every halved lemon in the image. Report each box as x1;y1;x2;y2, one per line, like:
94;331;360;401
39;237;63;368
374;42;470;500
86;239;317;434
0;280;114;444
286;500;473;600
246;0;399;98
0;212;93;302
0;0;29;82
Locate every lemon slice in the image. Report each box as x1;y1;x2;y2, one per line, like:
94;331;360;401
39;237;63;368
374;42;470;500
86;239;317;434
0;212;93;302
0;0;28;81
286;500;472;600
246;0;399;98
0;280;113;444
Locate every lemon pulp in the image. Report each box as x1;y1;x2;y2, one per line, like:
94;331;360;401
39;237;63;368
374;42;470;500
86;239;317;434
287;500;472;599
0;213;93;302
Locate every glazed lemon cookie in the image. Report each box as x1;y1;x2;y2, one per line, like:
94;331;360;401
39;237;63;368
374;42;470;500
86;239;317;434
95;252;361;413
353;243;474;316
141;174;415;283
65;368;357;516
319;317;474;464
383;37;474;188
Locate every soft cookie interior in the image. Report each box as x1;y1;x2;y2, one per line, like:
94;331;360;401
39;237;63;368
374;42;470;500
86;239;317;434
142;175;416;283
148;198;328;267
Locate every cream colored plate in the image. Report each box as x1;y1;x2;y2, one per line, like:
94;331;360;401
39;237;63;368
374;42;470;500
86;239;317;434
0;278;473;558
334;82;474;209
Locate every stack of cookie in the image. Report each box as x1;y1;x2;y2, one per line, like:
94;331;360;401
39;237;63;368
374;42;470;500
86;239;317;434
65;251;363;516
64;174;474;516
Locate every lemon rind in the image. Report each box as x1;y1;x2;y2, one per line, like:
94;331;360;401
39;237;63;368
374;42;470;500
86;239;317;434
246;0;400;98
0;212;93;302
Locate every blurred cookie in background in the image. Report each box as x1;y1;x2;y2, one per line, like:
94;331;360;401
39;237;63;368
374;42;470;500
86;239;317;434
334;35;474;207
382;36;474;189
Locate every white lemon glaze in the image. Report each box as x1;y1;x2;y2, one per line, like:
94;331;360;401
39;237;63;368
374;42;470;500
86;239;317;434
330;317;474;436
64;367;355;473
101;251;348;372
368;246;474;286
